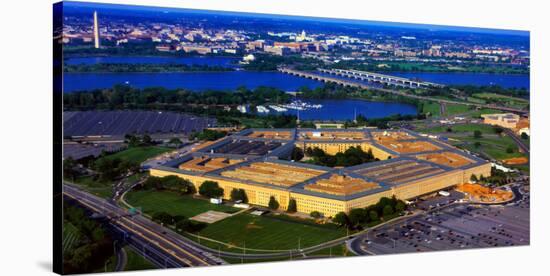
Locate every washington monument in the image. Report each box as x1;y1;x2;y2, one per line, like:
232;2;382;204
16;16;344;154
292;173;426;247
93;11;100;48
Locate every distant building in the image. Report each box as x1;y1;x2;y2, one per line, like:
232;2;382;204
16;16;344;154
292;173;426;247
155;45;173;52
264;45;290;56
181;45;212;55
481;113;520;129
243;54;255;62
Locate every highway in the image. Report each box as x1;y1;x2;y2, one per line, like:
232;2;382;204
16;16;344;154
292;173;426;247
504;128;530;154
63;184;226;267
279;68;529;115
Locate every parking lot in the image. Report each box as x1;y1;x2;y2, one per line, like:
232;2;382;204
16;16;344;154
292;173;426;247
353;186;529;255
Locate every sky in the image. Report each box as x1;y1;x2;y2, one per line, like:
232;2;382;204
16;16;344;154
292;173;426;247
63;1;529;37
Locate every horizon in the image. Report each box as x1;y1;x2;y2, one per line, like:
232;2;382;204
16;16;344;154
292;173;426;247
62;0;529;37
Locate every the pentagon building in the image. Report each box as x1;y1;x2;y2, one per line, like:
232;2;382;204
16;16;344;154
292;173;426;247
150;128;491;217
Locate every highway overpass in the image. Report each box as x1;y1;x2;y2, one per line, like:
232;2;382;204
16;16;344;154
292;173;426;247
63;185;226;267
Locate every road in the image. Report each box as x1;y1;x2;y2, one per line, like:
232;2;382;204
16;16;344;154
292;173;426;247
63;184;226;267
504;128;530;154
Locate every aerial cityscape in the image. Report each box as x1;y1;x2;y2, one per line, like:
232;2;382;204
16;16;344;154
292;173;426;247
57;1;530;274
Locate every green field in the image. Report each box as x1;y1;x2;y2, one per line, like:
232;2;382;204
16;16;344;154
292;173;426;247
422;102;441;117
471;93;529;109
418;123;497;135
454;136;526;160
445;104;471;116
124;190;346;251
124;190;238;218
222;256;292;264
69;175;114;199
308;244;355;257
196;213;346;251
467;108;502;118
101;146;173;164
123;246;157;271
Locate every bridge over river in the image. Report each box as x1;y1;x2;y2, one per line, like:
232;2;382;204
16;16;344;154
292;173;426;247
279;68;528;115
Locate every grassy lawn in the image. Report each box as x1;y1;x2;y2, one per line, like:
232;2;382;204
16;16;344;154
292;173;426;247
124;190;238;218
467;108;502;118
125;190;346;252
222;256;292;264
456;136;526;160
123;246;157;271
418;123;497;135
445;104;471;116
69;175;114;199
101;146;173;164
471;93;529;109
308;244;355;257
422;102;441;117
196;213;346;251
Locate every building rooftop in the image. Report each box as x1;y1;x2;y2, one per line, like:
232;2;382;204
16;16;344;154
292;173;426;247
298;131;366;141
153;128;489;200
220;161;326;187
376;140;441;154
178;156;244;173
304;174;381;196
246;130;293;140
415;151;474;168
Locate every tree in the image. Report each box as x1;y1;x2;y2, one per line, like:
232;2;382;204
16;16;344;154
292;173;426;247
383;205;394;217
230;188;248;203
175;218;207;233
143;176;164;190
395;201;406;213
290;147;304;161
494;127;504;135
506;146;515;154
369;210;379;222
175;218;191;233
473;130;483;139
152;212;175;225
287;198;297;213
333;212;350;227
63;157;78;181
94;157;121;181
162;175;194;194
268;196;279;210
199;181;224;198
190;129;227;141
169;137;183;147
119;160;140;175
470;174;478;183
142;134;153;145
521;132;529;139
474;141;481;148
348;208;368;226
310;211;322;218
125;134;140;147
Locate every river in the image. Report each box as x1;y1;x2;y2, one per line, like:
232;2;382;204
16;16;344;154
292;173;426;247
62;56;529;120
